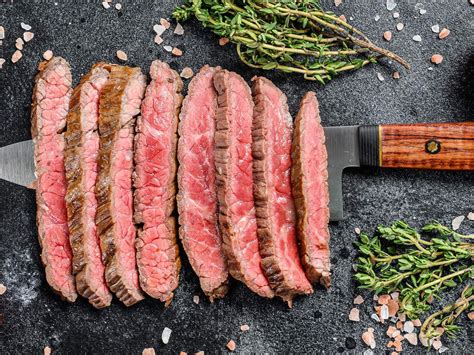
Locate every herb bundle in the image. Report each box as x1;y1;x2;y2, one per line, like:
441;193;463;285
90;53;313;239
354;221;473;322
173;0;410;84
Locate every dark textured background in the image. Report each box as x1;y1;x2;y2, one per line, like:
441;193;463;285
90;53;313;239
0;0;473;354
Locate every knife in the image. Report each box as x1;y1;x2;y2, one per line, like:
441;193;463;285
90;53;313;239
1;122;473;220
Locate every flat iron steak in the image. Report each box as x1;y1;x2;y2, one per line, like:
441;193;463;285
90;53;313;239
213;69;273;298
291;91;331;287
31;57;77;302
134;60;183;303
95;64;146;306
251;76;313;305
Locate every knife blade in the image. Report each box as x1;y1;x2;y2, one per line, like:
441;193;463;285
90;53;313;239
1;122;473;221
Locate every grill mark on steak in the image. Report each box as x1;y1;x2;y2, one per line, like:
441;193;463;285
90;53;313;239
291;92;330;287
251;76;313;305
134;60;183;304
213;70;273;298
31;57;77;302
96;64;146;306
64;63;113;308
177;65;229;301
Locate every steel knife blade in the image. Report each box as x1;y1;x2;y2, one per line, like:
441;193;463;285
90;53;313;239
0;140;35;188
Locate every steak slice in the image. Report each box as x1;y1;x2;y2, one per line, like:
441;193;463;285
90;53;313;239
177;65;229;300
96;65;146;306
251;76;313;305
134;60;183;303
64;63;112;308
31;57;76;302
213;70;273;298
291;92;331;287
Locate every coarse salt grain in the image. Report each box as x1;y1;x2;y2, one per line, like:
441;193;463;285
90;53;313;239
162;327;172;344
0;26;5;40
439;28;450;39
339;15;347;22
386;0;397;11
404;321;414;333
452;215;465;230
195;352;204;355
193;295;200;304
377;72;385;82
219;37;229;46
142;348;155;355
179;352;187;355
390;292;399;300
15;38;23;50
380;304;389;320
21;22;31;31
116;50;127;61
180;67;194;79
0;58;5;69
396;23;404;31
362;330;376;349
431;54;443;65
226;340;236;351
43;50;53;60
174;22;184;35
398;313;406;322
432;338;442;350
387;299;399;317
115;3;122;10
412;319;422;327
404;333;417;345
393;71;400;79
431;24;440;33
23;31;34;42
363;350;374;355
154;35;163;45
371;313;380;322
383;31;392;41
102;1;111;9
378;294;391;305
374;15;380;22
386;326;397;337
354;295;364;304
412;35;422;42
334;0;343;6
354;227;361;235
160;18;171;29
393;12;400;18
11;50;22;63
240;324;250;331
419;8;427;15
0;283;6;295
439;346;449;353
154;24;166;36
467;212;474;220
172;47;183;56
44;346;52;355
349;308;360;321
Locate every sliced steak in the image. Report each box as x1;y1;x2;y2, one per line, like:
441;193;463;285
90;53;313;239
134;60;183;303
291;92;330;287
177;65;229;300
31;57;76;302
96;65;146;306
213;70;273;298
64;63;112;308
251;76;313;305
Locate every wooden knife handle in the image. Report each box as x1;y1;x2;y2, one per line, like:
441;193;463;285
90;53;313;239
359;122;474;170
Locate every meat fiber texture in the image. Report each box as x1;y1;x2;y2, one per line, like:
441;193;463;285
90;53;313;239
213;69;273;298
177;65;229;301
251;76;313;305
95;64;146;306
291;92;331;287
64;63;112;309
133;60;183;304
31;57;77;302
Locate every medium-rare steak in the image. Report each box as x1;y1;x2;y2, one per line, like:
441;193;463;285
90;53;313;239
251;76;313;305
213;70;273;298
64;63;112;308
31;57;76;302
291;92;331;287
134;60;183;303
95;65;146;306
177;65;229;300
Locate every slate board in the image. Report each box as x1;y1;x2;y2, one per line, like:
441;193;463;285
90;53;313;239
0;0;473;354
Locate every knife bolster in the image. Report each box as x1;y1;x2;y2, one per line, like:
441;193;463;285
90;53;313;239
359;125;381;167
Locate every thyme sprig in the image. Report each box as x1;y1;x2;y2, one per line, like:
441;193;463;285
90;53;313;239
354;221;473;319
420;285;473;341
173;0;409;84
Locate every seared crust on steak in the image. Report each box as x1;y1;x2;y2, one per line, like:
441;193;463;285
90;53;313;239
31;57;77;302
251;76;313;305
177;65;229;301
291;92;331;287
64;63;113;308
134;60;183;304
96;65;146;306
213;69;273;298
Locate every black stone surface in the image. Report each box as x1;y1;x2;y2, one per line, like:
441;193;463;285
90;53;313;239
0;1;473;354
